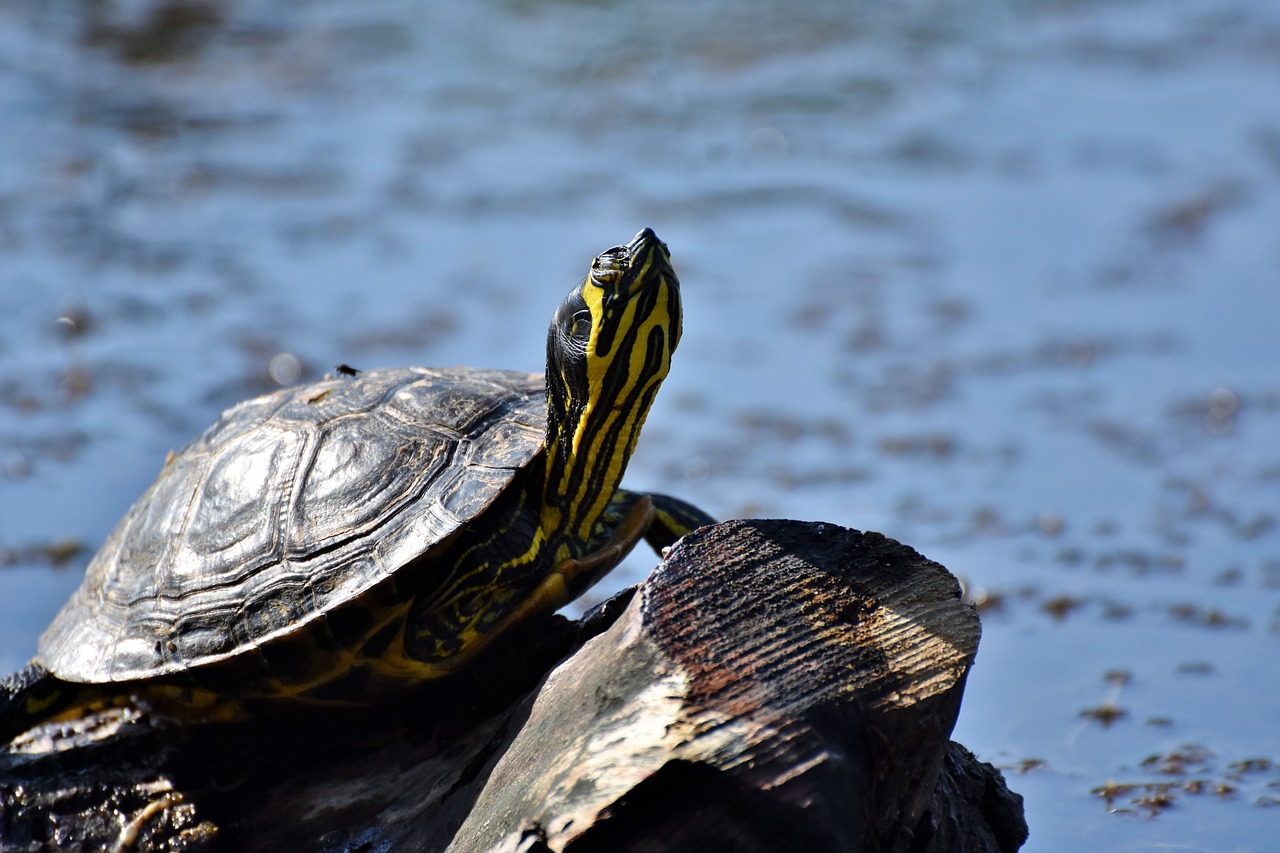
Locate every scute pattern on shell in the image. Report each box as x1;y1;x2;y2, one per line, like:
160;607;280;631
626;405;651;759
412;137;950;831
37;367;546;683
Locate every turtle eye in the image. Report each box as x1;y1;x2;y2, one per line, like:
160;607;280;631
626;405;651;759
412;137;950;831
568;310;593;343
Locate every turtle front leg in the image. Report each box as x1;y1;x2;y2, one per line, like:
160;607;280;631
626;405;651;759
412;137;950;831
608;489;717;554
434;495;653;670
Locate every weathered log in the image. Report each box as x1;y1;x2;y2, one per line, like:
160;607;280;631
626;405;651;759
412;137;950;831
0;520;1026;852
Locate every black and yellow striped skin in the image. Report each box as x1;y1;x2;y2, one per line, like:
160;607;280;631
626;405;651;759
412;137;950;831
0;229;714;740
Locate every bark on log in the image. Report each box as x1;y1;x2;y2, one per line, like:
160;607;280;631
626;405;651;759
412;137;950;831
0;520;1026;852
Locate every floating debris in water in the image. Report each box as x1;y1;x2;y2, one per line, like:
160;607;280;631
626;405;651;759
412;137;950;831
0;539;86;569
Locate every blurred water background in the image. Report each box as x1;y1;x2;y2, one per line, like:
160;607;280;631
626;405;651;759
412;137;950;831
1;1;1278;849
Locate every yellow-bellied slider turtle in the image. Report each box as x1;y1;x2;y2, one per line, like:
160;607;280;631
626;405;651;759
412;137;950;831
0;228;713;740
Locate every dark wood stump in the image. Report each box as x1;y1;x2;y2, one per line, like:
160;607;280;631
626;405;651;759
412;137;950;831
0;520;1026;852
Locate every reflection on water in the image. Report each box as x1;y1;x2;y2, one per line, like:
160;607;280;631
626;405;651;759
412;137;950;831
3;1;1279;849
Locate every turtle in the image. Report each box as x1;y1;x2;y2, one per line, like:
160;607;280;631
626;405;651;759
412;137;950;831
0;227;714;742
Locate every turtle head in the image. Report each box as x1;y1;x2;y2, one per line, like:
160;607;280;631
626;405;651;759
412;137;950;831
543;228;682;544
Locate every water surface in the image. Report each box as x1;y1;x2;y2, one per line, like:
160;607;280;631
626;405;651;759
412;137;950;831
1;1;1278;849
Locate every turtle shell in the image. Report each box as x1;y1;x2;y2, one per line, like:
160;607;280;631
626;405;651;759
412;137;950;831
37;367;546;684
